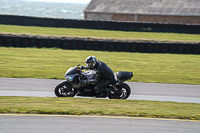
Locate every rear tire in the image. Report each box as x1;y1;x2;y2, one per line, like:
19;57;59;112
108;83;131;99
54;82;77;97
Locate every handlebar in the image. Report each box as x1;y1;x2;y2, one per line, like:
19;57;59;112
76;64;88;71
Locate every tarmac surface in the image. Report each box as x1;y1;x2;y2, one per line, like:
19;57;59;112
0;78;200;103
0;114;200;133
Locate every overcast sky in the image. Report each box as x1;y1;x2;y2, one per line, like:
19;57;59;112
25;0;91;4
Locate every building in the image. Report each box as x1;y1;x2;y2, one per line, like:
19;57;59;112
84;0;200;24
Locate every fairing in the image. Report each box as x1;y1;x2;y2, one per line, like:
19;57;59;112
65;66;81;76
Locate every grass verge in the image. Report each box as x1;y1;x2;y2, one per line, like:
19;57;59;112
0;96;199;120
0;24;200;43
0;47;200;84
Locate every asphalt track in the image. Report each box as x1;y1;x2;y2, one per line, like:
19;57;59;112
0;78;200;103
0;114;200;133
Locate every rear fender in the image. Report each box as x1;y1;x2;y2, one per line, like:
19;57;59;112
116;79;128;85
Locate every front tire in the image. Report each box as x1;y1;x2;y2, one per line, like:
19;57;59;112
108;83;131;99
54;82;77;97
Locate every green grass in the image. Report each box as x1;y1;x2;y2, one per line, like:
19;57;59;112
0;47;200;84
0;96;199;120
0;24;200;43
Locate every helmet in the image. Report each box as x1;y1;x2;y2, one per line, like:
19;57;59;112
85;56;97;69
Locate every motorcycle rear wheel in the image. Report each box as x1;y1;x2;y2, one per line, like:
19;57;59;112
108;83;131;99
54;82;77;97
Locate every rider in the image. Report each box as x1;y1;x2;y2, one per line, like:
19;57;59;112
80;56;114;96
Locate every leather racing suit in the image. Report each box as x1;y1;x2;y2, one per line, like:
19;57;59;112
82;60;114;93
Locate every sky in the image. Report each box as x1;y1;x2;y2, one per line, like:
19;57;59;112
25;0;91;4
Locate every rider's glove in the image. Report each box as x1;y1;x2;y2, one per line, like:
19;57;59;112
80;66;86;70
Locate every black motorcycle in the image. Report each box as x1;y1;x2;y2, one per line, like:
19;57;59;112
54;65;133;99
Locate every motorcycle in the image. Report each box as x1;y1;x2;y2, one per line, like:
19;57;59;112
54;65;133;99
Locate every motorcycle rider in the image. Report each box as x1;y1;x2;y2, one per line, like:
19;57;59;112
80;56;114;97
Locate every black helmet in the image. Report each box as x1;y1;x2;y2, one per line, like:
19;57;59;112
85;56;97;69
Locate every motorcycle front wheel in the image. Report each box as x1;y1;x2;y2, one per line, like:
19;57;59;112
54;82;77;97
108;83;131;99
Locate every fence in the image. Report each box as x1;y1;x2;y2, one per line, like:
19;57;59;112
0;14;199;34
0;34;199;54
